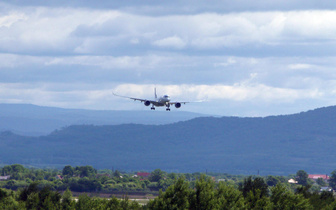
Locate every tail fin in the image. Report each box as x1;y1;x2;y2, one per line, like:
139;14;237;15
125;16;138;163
154;88;157;99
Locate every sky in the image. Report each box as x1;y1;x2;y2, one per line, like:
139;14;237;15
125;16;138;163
1;0;336;116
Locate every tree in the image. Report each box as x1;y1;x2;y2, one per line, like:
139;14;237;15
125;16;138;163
316;177;327;186
18;182;39;201
1;164;25;176
309;191;335;209
113;170;121;178
158;178;174;191
244;189;272;209
0;188;7;201
150;176;190;209
239;176;270;209
0;188;21;209
266;175;280;187
329;170;336;190
38;186;61;209
149;169;165;182
295;184;313;199
106;197;120;209
239;176;268;198
62;166;74;177
215;182;245;209
296;170;309;186
75;166;96;178
271;183;312;210
189;174;216;210
75;194;93;210
61;188;75;210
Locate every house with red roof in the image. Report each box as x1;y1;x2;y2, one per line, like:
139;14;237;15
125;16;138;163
55;175;63;180
308;174;329;181
137;172;151;180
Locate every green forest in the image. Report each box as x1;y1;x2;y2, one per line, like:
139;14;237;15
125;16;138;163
1;164;336;209
3;105;336;175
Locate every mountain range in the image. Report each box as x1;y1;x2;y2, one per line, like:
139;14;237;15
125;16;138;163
1;104;336;175
0;104;208;136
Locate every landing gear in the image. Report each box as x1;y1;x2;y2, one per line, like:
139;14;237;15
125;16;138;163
151;106;155;110
166;104;170;111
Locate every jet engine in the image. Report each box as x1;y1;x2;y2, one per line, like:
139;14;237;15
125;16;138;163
144;101;151;106
175;103;181;108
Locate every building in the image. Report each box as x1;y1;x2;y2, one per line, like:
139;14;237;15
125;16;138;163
320;187;333;192
137;172;151;180
288;178;298;184
308;174;330;181
55;175;63;180
0;175;10;181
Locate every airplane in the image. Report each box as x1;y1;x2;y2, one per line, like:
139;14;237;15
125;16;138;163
113;88;189;111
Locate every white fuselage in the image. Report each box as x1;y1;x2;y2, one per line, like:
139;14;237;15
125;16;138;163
156;95;170;106
113;89;186;111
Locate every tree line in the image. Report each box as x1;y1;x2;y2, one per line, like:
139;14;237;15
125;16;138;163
1;164;178;193
2;164;336;209
148;175;336;209
1;175;336;209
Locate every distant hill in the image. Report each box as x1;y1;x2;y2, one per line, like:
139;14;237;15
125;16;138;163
1;105;336;175
0;104;208;136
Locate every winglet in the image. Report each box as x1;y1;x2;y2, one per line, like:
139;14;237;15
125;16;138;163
112;91;119;97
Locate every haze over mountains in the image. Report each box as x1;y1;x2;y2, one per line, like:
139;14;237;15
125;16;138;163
1;103;336;175
0;104;208;136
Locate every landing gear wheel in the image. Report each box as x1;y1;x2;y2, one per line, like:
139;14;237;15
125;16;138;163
151;107;155;110
166;108;170;111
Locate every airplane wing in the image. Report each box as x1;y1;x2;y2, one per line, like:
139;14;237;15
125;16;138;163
170;98;207;105
113;92;158;104
169;101;189;105
113;92;146;102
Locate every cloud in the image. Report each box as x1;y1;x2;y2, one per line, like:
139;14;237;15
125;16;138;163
214;57;237;67
0;81;332;116
3;0;336;14
1;6;336;56
3;81;322;111
0;12;27;27
288;63;314;70
114;83;324;102
1;53;335;88
283;11;336;40
1;2;336;116
153;36;186;49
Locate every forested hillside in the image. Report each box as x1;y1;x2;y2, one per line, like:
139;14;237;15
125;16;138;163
0;104;206;136
1;106;336;175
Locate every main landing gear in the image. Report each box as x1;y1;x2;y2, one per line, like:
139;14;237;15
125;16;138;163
166;104;170;111
151;105;155;110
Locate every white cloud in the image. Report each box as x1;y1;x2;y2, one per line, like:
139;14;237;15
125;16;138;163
1;7;336;55
114;83;324;102
214;57;237;67
1;2;336;116
283;11;336;39
45;55;142;69
0;12;27;27
288;63;314;70
153;36;186;49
